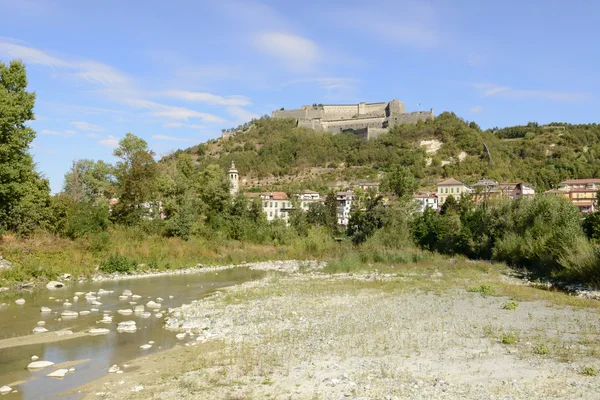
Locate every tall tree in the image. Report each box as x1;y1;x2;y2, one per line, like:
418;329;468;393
380;166;418;201
111;133;158;224
63;159;113;202
0;60;50;233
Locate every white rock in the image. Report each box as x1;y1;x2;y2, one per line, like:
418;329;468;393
37;321;46;326
117;320;137;333
92;301;102;306
148;341;155;344
116;370;123;374
61;310;78;318
139;344;152;350
140;312;151;318
132;385;144;392
122;290;132;296
73;296;78;302
88;328;110;335
28;360;55;369
154;313;163;318
175;333;186;340
46;281;64;289
15;298;25;305
108;365;120;373
98;316;112;324
55;330;73;336
146;301;161;309
169;295;174;299
128;301;137;306
79;310;91;316
33;327;49;334
90;308;100;312
74;292;86;296
31;355;39;361
0;386;12;395
98;289;112;295
118;309;133;315
118;320;136;327
118;295;129;301
68;367;75;372
85;295;97;301
156;297;164;302
41;306;52;313
131;295;142;300
134;305;145;312
63;302;72;307
47;368;69;378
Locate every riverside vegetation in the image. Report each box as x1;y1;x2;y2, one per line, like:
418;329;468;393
3;59;600;290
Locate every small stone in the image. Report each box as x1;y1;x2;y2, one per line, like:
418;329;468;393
156;297;164;302
140;312;151;318
40;307;52;313
73;296;78;302
175;333;186;340
148;341;154;344
122;290;132;296
88;328;110;335
46;281;65;289
79;310;91;316
0;386;11;395
118;295;129;301
61;310;78;318
15;298;25;305
63;302;72;307
154;312;163;318
68;367;75;372
47;368;69;378
132;385;144;392
108;365;120;373
132;295;142;300
33;327;49;334
92;301;102;306
28;361;55;369
117;309;133;315
146;301;161;309
169;295;174;299
37;321;46;326
31;355;39;361
139;344;152;350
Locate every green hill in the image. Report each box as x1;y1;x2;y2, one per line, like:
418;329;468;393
168;112;600;192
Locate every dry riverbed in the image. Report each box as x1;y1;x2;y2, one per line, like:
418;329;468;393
77;260;600;400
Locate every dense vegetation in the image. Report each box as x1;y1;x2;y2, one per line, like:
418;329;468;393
2;59;600;288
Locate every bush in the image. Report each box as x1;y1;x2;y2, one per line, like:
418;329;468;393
100;254;136;274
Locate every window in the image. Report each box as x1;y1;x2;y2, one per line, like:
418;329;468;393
445;188;448;194
439;188;442;193
451;187;454;194
264;202;267;208
457;188;460;193
269;212;273;217
275;202;278;208
270;202;273;207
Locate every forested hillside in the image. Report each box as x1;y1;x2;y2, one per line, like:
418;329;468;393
170;113;600;192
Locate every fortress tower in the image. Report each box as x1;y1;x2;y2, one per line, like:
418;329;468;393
228;161;239;196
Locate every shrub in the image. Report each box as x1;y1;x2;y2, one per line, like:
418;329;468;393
533;342;550;355
500;331;519;345
469;284;495;297
100;254;136;274
581;366;598;376
502;300;519;310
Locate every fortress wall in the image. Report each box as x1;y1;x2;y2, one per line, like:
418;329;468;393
386;99;406;116
364;102;387;114
298;119;323;130
272;109;307;119
322;104;359;120
367;127;389;140
387;110;434;126
322;116;386;133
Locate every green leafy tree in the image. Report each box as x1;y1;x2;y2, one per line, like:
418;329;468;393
111;133;158;224
381;166;418;201
63;159;114;202
347;195;387;245
0;60;50;233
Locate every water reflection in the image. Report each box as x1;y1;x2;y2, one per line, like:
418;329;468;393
0;267;267;399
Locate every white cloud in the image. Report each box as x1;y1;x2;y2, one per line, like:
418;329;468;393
473;83;589;102
227;106;260;123
253;32;320;72
164;91;251;106
70;121;105;132
0;42;131;88
125;99;226;123
338;3;439;49
162;122;205;129
99;135;119;148
469;106;483;113
151;135;195;142
40;129;76;137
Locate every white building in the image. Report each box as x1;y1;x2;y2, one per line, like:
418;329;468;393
437;178;470;205
260;192;293;222
413;192;438;212
297;189;321;211
227;161;239;196
336;190;354;226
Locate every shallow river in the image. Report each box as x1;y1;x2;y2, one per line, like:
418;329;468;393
0;267;267;399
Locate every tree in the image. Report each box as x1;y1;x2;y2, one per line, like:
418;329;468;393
347;195;387;245
63;159;114;202
111;133;158;224
381;166;418;201
0;60;51;233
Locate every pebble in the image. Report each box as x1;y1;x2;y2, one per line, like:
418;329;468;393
154;313;163;318
47;368;69;378
132;295;142;300
169;295;174;300
118;295;129;300
132;385;144;392
15;298;25;305
88;328;110;335
156;297;164;302
108;365;120;373
33;327;49;334
139;344;152;350
79;310;91;316
28;361;55;369
37;321;46;326
146;301;161;309
41;306;52;313
61;310;78;318
175;333;186;340
122;290;132;296
0;386;11;395
31;355;39;361
118;309;133;315
141;312;151;318
63;302;72;307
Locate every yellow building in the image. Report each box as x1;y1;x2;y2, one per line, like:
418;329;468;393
437;178;470;205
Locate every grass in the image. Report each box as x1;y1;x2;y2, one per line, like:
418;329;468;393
500;330;520;345
468;284;496;297
580;366;598;376
502;300;519;310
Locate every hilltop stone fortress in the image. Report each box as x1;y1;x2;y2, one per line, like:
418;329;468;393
272;99;434;139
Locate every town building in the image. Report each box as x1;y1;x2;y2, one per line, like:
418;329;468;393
556;178;600;213
297;189;321;211
336;190;354;226
436;178;470;205
413;192;438;212
260;192;292;222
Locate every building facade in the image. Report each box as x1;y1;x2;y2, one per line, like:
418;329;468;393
336;190;354;226
413;192;438;212
436;178;470;205
555;179;600;213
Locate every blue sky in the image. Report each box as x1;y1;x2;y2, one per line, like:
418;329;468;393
0;0;597;193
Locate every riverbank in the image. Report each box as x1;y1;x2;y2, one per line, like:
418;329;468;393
79;259;600;399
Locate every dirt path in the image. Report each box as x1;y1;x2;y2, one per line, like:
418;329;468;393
77;271;600;399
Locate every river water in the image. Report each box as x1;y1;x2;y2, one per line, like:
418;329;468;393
0;267;266;399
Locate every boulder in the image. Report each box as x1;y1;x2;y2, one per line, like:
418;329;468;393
139;344;152;350
15;298;25;305
79;310;91;316
63;302;72;307
146;301;161;309
117;309;133;315
88;328;110;335
37;321;46;326
175;333;186;340
131;295;142;300
33;327;49;334
122;290;132;296
46;281;65;289
134;305;145;312
47;368;69;378
61;310;78;318
27;360;55;369
0;386;11;395
40;307;52;313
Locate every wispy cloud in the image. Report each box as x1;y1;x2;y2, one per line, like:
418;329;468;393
164;91;251;106
99;135;119;148
40;129;76;137
0;42;131;87
470;106;483;113
253;32;320;72
227;106;260;124
125;99;226;123
70;121;105;132
151;134;196;142
473;83;590;102
162;122;206;129
338;3;439;49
